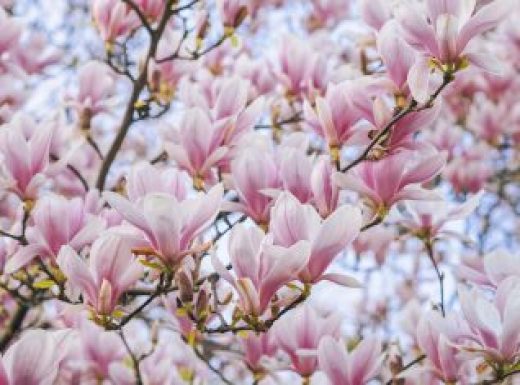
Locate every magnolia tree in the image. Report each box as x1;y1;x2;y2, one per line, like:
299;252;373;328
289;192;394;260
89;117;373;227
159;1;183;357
0;0;520;384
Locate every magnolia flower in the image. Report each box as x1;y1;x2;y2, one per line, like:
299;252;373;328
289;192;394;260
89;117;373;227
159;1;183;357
334;149;445;219
318;335;383;385
270;192;362;287
273;304;341;378
303;83;365;159
57;235;143;316
397;0;512;101
0;8;21;54
399;191;483;239
4;194;105;274
362;97;442;156
216;0;248;29
0;115;53;200
239;330;277;374
458;277;520;363
457;250;520;288
211;223;311;317
360;0;391;31
224;148;281;228
104;184;223;267
377;21;416;94
311;156;339;218
0;329;68;385
92;0;139;45
65;61;117;129
165;108;228;188
125;161;189;203
416;311;470;383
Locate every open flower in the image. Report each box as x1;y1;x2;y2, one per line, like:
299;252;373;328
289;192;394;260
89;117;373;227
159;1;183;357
334;149;445;220
57;235;143;316
104;184;223;267
397;0;512;101
273;304;341;378
4;194;105;274
270;192;362;287
318;335;383;385
211;223;311;317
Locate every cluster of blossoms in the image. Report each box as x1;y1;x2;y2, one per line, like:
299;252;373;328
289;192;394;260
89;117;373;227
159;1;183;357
0;0;519;384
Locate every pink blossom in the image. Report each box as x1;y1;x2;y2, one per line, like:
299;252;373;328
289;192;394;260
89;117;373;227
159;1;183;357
165;108;228;188
0;115;53;200
4;194;105;274
458;277;520;363
104;184;223;267
318;335;383;385
398;0;512;102
0;329;68;385
457;250;520;288
211;223;311;317
303;83;365;157
57;235;143;316
399;191;483;239
125;161;189;203
273;304;341;377
334;149;445;219
416;311;470;383
224;148;281;227
92;0;139;45
310;156;339;218
216;0;248;29
269;192;362;287
239;330;277;373
133;0;164;21
65;61;117;129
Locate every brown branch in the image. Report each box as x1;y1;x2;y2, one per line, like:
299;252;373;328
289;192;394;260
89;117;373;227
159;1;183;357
96;1;175;190
0;303;29;352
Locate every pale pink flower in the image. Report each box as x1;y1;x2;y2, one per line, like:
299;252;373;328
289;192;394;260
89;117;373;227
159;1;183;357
0;115;53;200
311;156;339;218
377;21;416;94
308;0;350;30
216;0;248;29
211;77;265;146
4;194;105;274
211;223;311;317
273;304;341;377
458;277;520;363
303;83;365;156
0;329;68;385
270;192;362;287
0;8;21;55
398;0;512;102
57;235;143;316
444;146;492;193
224;148;281;227
164;108;228;188
457;250;520;289
239;330;277;373
92;0;139;44
334;149;445;219
104;184;223;267
125;161;189;203
362;97;442;155
399;191;483;239
277;147;313;204
277;36;315;97
416;311;470;383
318;335;383;385
360;0;391;31
353;225;396;265
65;61;117;130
